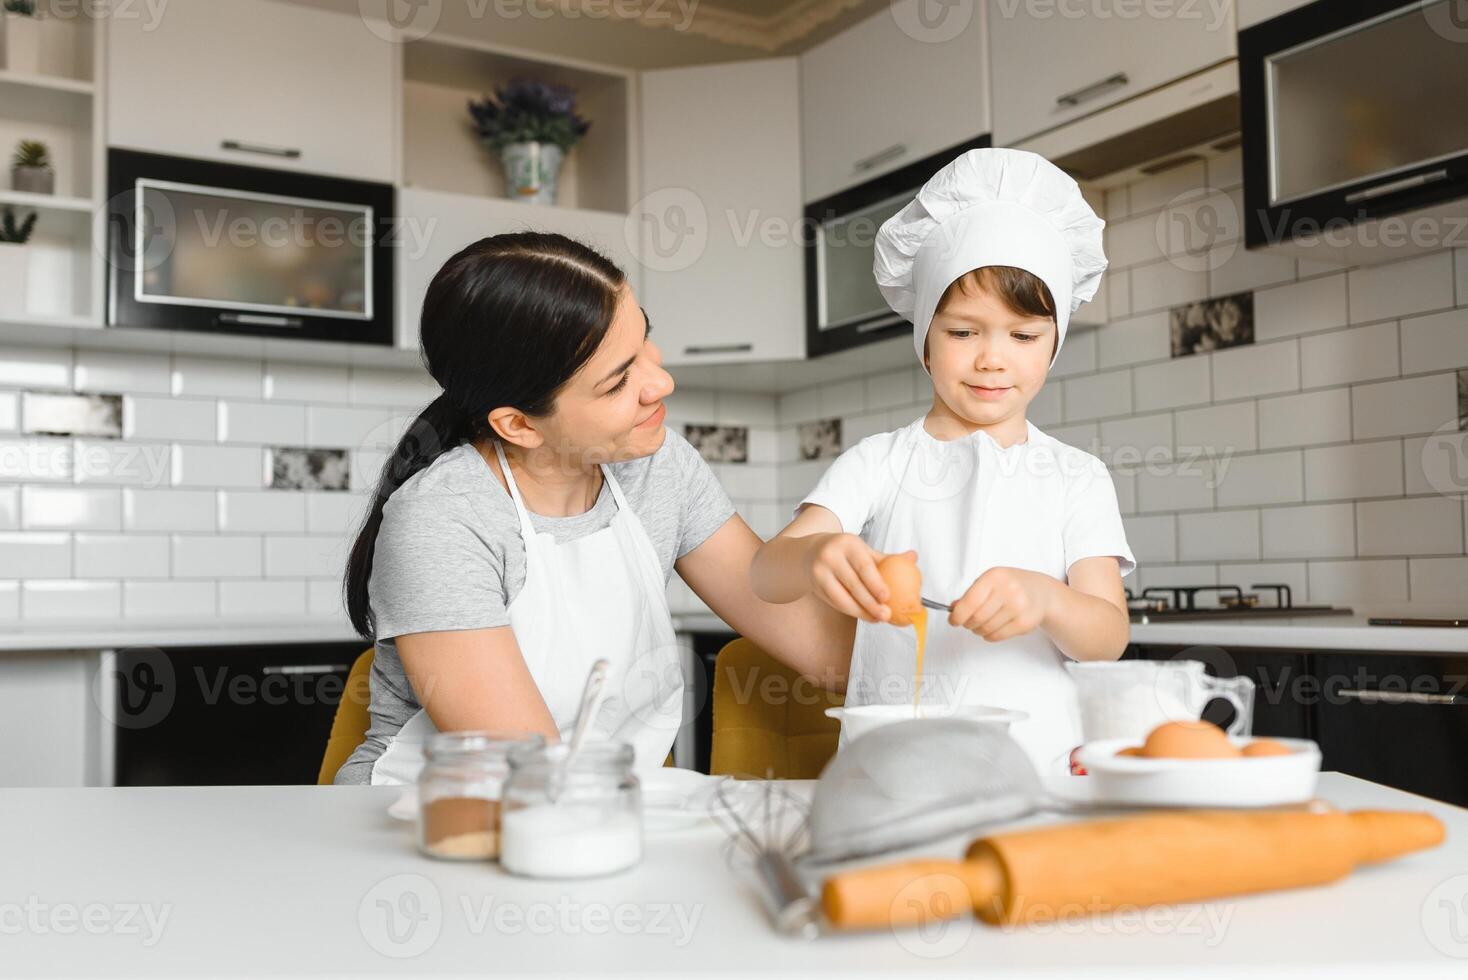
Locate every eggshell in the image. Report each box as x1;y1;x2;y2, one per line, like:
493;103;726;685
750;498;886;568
1116;746;1144;757
1242;738;1293;757
877;553;922;627
1140;720;1241;759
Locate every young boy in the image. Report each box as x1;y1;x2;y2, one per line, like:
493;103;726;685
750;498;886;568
752;149;1135;780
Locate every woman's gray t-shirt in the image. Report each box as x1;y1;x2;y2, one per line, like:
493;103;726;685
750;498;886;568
334;429;734;785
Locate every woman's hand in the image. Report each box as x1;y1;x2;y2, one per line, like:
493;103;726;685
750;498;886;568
948;566;1057;642
803;532;893;624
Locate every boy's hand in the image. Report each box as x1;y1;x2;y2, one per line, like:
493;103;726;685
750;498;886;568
949;567;1056;642
803;533;893;624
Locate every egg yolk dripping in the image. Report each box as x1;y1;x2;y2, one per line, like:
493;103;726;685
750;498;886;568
877;553;927;708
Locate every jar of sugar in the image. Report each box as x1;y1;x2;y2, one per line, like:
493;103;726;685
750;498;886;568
417;730;544;861
498;741;643;879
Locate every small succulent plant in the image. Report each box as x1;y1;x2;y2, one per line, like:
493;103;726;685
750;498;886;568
468;79;591;152
3;1;38;16
0;208;38;244
11;140;51;172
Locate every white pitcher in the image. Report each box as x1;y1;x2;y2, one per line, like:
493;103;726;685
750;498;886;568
1066;659;1255;743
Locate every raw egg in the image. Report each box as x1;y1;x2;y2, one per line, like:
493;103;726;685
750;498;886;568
1242;738;1292;757
1115;746;1144;757
1140;720;1241;759
877;553;922;627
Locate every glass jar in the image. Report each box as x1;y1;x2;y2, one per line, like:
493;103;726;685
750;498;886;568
417;730;544;861
498;741;643;878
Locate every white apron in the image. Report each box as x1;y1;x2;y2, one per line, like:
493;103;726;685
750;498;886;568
843;418;1084;786
370;443;684;785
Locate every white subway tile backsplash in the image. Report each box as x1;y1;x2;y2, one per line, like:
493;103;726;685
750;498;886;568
265;361;350;403
306;406;397;449
1258;388;1351;449
170;356;263;398
348;367;438;408
776;387;822;426
306;492;366;536
1351;373;1457;440
716;390;778;426
124;581;217;619
1129;260;1208;314
864;369;914;411
1400;307;1468;375
1128;159;1206;214
1262;503;1355;559
172;535;262;578
1137;462;1214;512
841;412;890;447
218;491;307;533
0;581;16;620
0;532;71;577
0;346;69;389
1356;496;1463;557
1211;339;1299;401
0;436;72;482
1253;275;1347;341
22;581;122;620
1408;557;1468;603
1063;370;1132;421
666;388;717;423
73;350;170;394
1300;321;1399;389
124;395;216;442
171;444;264;488
217;400;307;444
1135;564;1217;591
745;427;780;465
1179;509;1260;561
307;579;344;618
1104;185;1129;221
265;535;346;579
1049;328;1096;378
1214;451;1303;508
0;485;14;528
220;580;306;617
1111;470;1136;515
1027;384;1063;427
1046;421;1099;455
1304;441;1404;501
21;486;121;531
0;390;15;432
75;534;169;578
1105;213;1164;269
1208;244;1295;298
1403;433;1468;497
1132;355;1211;412
123;488;215;532
1122;514;1176;563
1176;401;1257;454
1097;312;1169;369
1108;270;1132;320
72;440;172;487
1348;252;1454;324
820;379;865;417
1100;413;1172;464
1308;559;1408;603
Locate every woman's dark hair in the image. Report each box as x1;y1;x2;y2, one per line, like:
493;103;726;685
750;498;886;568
938;265;1059;360
344;232;626;638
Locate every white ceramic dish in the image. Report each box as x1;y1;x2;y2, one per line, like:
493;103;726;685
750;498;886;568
825;703;1029;743
1074;736;1322;808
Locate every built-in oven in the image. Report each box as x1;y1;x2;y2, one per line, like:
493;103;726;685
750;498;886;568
1239;0;1468;256
804;136;989;358
106;148;396;345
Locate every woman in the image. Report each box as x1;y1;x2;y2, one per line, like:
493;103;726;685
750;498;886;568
335;232;848;785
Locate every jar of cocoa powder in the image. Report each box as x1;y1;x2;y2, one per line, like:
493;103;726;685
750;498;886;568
417;730;544;861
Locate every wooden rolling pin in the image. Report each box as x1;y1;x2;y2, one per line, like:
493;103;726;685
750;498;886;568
823;808;1444;930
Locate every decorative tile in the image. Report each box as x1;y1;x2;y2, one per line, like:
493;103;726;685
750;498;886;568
1170;291;1254;357
267;446;352;491
21;392;122;438
798;418;842;461
684;425;748;464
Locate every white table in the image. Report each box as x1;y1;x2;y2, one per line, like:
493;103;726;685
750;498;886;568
3;774;1465;977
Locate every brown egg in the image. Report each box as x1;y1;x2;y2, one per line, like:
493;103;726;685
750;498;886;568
877;553;922;627
1141;720;1241;759
1116;746;1144;757
1242;738;1293;757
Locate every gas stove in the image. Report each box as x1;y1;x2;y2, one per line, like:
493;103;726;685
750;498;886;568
1126;583;1352;623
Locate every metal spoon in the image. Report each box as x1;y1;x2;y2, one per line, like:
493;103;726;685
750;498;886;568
920;597;951;612
549;658;610;803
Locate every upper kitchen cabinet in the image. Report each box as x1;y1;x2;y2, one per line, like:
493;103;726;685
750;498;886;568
799;0;990;203
107;0;396;182
639;58;805;366
989;0;1236;147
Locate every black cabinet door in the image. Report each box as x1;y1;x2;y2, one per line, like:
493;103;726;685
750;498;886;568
1128;645;1314;740
1313;653;1468;807
113;643;365;786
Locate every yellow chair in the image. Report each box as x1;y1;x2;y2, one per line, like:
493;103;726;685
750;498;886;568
709;637;844;780
317;646;678;783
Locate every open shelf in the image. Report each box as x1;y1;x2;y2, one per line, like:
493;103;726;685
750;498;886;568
400;38;632;214
0;189;91;212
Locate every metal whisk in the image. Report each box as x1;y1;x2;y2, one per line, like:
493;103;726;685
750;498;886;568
709;775;820;939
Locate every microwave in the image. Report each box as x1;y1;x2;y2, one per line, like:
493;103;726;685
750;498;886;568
804;135;990;358
106;148;396;345
1239;0;1468;256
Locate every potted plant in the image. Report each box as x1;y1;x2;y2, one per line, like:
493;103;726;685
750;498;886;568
0;207;37;317
10;140;53;195
468;79;591;206
3;0;76;77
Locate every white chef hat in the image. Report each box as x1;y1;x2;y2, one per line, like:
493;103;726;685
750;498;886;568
873;148;1106;369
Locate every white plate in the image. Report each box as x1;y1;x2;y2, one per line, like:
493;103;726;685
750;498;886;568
1074;736;1322;808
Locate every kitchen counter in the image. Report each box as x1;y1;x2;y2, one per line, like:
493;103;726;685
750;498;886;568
2;773;1463;977
0;618;365;653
